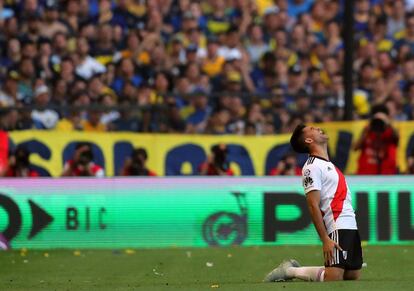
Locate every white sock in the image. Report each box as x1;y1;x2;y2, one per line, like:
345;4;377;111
286;266;325;282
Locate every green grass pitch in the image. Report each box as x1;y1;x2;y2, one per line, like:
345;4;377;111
0;245;412;290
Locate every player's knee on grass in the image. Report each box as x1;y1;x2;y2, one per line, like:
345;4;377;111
343;270;361;280
324;267;344;281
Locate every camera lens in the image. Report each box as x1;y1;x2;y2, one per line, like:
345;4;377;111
370;118;386;132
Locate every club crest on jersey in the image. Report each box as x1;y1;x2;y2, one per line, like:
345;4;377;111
303;176;314;188
304;169;311;176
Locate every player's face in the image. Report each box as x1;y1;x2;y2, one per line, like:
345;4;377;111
303;126;329;145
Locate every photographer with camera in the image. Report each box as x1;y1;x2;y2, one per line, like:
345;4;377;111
61;143;105;177
353;105;399;175
199;144;234;176
120;147;156;176
268;152;302;176
5;146;40;177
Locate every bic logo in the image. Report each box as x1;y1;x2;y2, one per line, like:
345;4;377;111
0;193;53;241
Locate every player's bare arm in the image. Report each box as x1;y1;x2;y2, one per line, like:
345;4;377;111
306;190;343;266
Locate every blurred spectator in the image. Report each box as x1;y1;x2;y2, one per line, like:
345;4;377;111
111;58;142;95
205;108;231;134
353;105;399;175
226;95;246;134
201;37;225;77
75;37;106;79
386;0;405;37
99;94;120;125
61;142;104;177
51;32;70;64
17;58;36;103
218;27;243;61
245;24;269;64
354;0;370;39
39;1;68;39
1;38;20;70
263;6;282;38
246;102;266;135
31;85;59;129
0;70;20;107
268;152;302;176
108;99;140;132
120;147;156;176
291;89;311;117
1;0;414;138
57;56;76;85
4;146;39;177
61;0;81;33
81;107;106;132
55;96;83;131
287;64;306;96
185;89;212;133
199;144;234;176
158;98;186;133
265;86;291;133
225;70;243;92
245;121;257;135
87;74;116;102
263;121;276;135
55;110;82;131
251;52;276;93
0;109;20;131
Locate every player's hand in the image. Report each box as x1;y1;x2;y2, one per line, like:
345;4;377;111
322;238;343;266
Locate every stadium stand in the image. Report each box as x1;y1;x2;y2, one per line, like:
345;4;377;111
2;0;413;135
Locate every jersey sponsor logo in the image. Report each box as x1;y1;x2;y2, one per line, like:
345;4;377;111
303;176;314;188
304;169;311;176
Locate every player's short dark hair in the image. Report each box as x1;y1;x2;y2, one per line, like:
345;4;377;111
290;124;309;153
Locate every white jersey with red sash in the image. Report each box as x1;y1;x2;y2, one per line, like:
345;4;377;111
302;155;357;235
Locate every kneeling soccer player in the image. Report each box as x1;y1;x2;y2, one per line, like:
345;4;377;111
264;124;363;282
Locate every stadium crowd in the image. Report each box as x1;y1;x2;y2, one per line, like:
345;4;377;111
1;0;414;135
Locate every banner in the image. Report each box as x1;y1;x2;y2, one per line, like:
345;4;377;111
7;121;414;176
0;177;413;249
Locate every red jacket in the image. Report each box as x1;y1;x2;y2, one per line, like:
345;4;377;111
64;160;105;177
199;162;234;176
5;168;39;177
357;127;398;175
